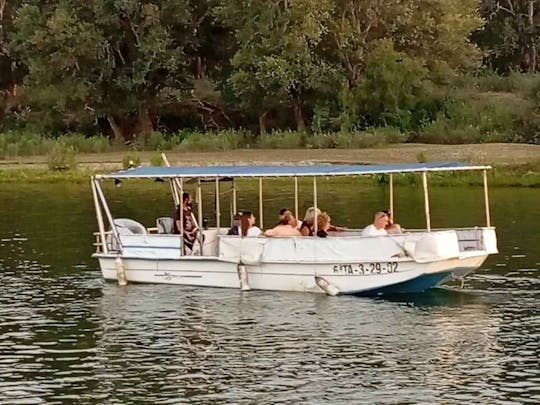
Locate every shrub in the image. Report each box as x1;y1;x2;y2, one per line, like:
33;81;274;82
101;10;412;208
17;132;45;155
122;153;141;169
256;130;304;148
368;127;407;144
55;133;112;153
47;144;77;171
311;103;332;133
337;131;385;148
131;131;168;150
451;72;540;96
307;128;405;149
150;154;165;166
176;130;248;151
416;90;531;144
307;132;338;148
354;39;430;131
5;143;19;158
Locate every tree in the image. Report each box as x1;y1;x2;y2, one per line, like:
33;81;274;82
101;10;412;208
474;0;539;72
11;0;196;141
0;0;23;126
328;0;484;87
216;0;340;132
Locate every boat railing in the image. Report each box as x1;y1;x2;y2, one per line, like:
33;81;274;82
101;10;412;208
93;230;114;253
396;227;494;252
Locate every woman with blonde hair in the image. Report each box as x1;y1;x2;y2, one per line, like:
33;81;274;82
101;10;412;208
316;212;331;238
299;207;321;236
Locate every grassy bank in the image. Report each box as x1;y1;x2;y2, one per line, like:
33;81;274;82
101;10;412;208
1;145;538;187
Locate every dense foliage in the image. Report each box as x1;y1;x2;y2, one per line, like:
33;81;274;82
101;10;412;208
0;0;539;144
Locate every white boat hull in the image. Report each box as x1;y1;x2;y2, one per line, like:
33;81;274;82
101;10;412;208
94;227;496;295
95;252;488;295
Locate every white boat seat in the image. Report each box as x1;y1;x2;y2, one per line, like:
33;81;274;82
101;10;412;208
156;217;175;234
113;218;147;235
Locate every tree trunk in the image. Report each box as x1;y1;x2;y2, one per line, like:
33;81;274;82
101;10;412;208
106;115;124;142
259;111;269;134
292;98;306;131
529;0;537;72
133;107;154;138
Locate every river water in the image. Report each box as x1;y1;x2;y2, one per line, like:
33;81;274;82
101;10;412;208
0;180;539;403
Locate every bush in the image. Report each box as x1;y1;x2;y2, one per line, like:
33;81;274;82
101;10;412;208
311;103;332;133
47;144;77;171
150;154;165;166
256;130;304;148
472;72;540;95
5;143;19;158
176;130;248;151
354;39;431;131
0;131;47;157
122;153;141;169
416;90;532;144
307;128;405;149
56;133;112;153
368;127;407;144
131;131;169;151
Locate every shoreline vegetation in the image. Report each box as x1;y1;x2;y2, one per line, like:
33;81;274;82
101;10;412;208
1;142;538;187
1;3;539;189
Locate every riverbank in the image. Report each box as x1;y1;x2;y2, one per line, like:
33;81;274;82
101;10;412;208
1;143;539;186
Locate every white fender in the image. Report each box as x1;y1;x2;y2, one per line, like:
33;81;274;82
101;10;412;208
115;256;127;286
315;276;340;296
237;264;251;291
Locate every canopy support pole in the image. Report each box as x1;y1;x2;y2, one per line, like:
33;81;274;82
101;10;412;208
313;177;318;234
197;179;203;228
179;178;185;256
91;178;108;254
389;173;394;221
232;179;237;215
170;181;179;206
483;170;491;227
422;171;431;231
215;177;221;232
259;178;264;229
94;178;122;252
294;177;299;220
197;178;203;256
161;153;180;206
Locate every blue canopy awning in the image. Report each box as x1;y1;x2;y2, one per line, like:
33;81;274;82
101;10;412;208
97;162;491;179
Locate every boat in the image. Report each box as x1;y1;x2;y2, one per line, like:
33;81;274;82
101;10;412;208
91;161;498;295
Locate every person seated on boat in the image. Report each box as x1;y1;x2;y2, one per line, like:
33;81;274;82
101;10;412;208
240;211;262;237
300;207;320;236
382;210;403;234
265;211;302;237
173;192;198;251
278;207;290;221
300;207;345;236
276;207;303;228
227;212;242;235
316;212;331;238
361;211;389;237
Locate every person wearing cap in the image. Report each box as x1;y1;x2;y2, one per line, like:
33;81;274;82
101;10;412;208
361;211;389;236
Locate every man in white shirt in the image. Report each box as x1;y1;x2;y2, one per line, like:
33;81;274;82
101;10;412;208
361;211;389;236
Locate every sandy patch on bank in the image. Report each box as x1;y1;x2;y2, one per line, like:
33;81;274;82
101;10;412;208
0;143;538;170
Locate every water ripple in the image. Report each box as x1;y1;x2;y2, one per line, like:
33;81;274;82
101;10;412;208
1;216;539;403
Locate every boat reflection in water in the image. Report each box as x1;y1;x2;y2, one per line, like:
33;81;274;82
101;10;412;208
92;281;504;402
